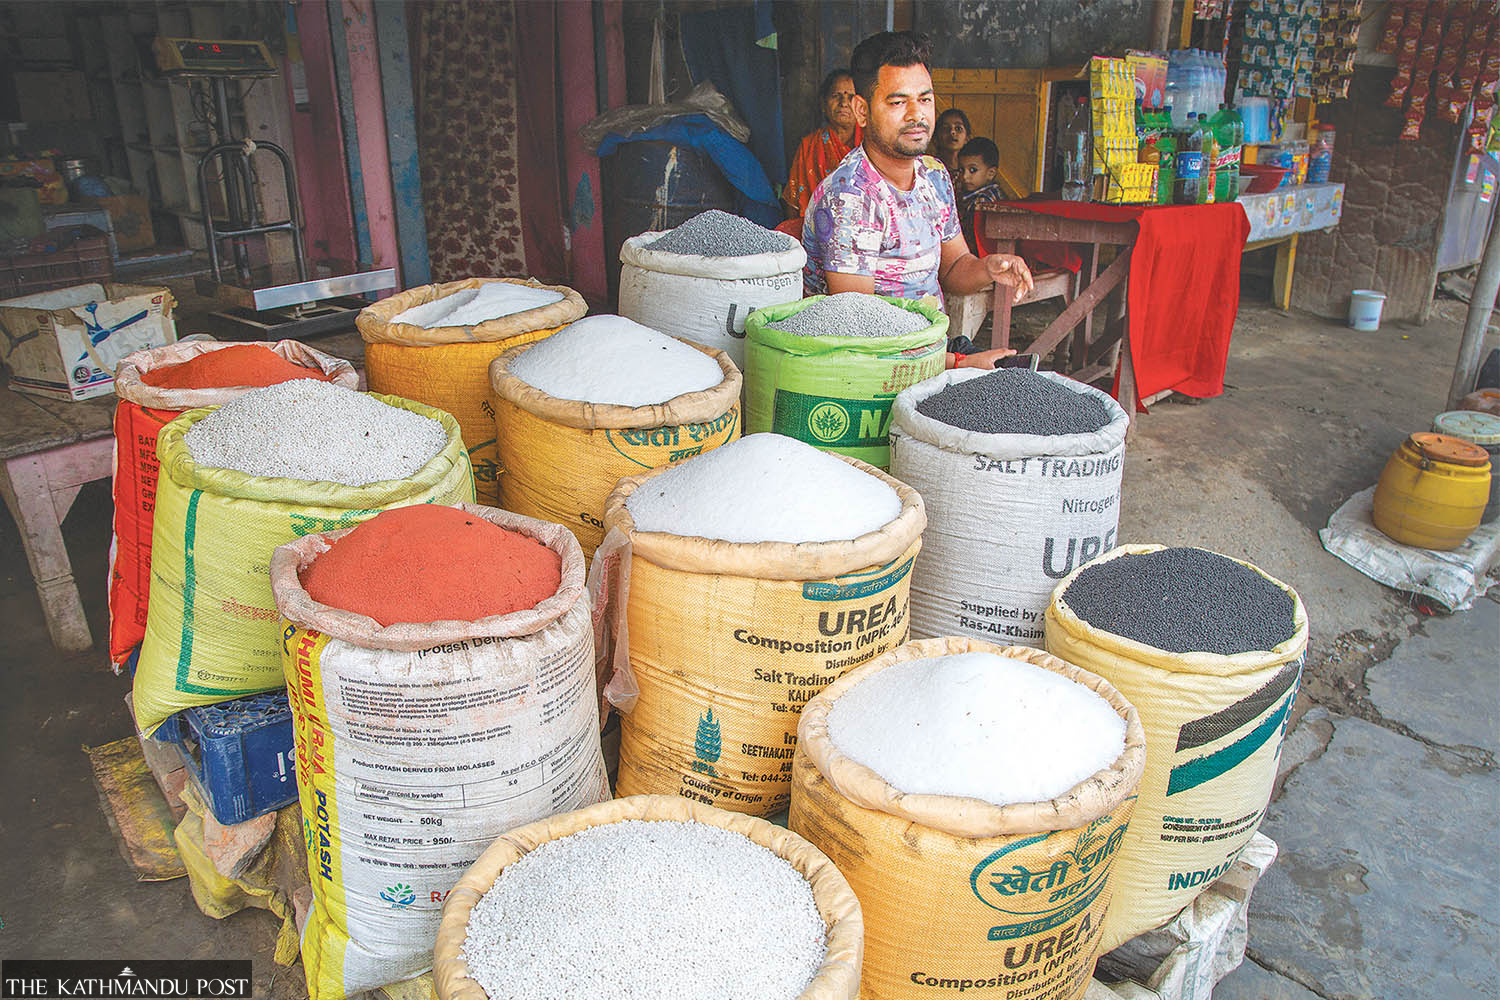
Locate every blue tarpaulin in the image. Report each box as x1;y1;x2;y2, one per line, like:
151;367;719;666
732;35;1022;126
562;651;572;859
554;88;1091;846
679;3;787;186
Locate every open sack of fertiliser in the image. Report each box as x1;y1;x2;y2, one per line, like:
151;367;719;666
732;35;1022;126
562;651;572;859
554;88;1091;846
745;293;948;469
489;315;741;560
790;636;1146;1000
132;381;474;735
357;278;586;504
110;342;358;668
433;795;863;1000
270;503;609;1000
619;210;806;370
589;433;925;816
890;367;1129;647
1045;544;1308;951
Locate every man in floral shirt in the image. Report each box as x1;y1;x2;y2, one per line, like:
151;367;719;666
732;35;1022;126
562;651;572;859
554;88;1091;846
802;31;1033;361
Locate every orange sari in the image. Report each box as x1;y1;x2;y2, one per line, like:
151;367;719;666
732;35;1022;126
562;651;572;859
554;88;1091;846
782;124;862;217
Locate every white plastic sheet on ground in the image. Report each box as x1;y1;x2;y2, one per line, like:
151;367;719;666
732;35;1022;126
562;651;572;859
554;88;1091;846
1320;486;1500;611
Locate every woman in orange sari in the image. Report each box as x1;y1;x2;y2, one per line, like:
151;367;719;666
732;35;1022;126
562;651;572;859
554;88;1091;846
782;69;862;221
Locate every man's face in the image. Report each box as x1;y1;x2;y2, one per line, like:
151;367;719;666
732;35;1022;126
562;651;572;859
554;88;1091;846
856;63;935;160
957;155;998;193
824;76;857;131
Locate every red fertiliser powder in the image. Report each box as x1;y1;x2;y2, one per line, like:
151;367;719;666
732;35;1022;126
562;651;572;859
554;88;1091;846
142;344;335;389
301;505;562;626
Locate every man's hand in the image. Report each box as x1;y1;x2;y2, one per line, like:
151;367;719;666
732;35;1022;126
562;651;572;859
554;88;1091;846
952;347;1017;369
984;253;1035;303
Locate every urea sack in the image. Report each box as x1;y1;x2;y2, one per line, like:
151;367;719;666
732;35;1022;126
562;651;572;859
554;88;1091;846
889;369;1128;647
271;505;608;1000
1044;544;1309;951
597;456;925;816
132;395;474;735
488;338;740;560
434;794;863;1000
790;637;1146;1000
745;296;947;469
109;340;358;668
357;278;586;504
619;231;806;370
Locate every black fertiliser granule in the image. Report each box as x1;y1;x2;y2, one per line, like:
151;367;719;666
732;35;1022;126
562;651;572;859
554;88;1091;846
1063;548;1297;655
644;210;795;257
915;368;1112;436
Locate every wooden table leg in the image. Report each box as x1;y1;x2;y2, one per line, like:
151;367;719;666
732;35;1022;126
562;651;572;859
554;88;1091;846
1117;325;1139;438
1272;233;1299;311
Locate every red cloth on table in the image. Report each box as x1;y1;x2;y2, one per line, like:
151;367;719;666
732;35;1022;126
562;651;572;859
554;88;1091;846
999;201;1249;400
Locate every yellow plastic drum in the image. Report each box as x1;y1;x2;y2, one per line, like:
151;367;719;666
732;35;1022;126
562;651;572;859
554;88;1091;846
1371;432;1491;550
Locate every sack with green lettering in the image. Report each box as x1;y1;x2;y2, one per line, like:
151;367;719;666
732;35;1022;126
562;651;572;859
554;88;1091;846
132;395;474;735
744;296;947;469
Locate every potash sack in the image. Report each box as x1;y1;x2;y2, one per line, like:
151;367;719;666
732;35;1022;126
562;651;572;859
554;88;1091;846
109;341;357;667
618;225;806;371
745;295;947;469
890;369;1128;647
1045;544;1309;950
598;436;925;816
271;505;608;1000
357;277;586;504
132;393;474;735
489;324;740;560
790;637;1146;1000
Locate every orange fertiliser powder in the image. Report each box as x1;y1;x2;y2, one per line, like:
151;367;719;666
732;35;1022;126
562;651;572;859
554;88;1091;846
300;505;562;626
141;344;335;389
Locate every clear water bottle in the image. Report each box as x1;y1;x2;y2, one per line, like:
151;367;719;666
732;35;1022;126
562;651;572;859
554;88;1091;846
1059;96;1092;201
1173;114;1205;205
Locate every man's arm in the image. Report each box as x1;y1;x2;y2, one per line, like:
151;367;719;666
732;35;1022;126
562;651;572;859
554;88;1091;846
937;236;1035;300
824;271;876;294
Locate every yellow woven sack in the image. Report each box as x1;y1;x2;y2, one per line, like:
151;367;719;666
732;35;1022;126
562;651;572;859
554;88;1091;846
433;794;863;1000
488;338;741;560
598;457;925;816
1044;544;1309;951
358;278;586;504
133;394;474;735
790;637;1146;1000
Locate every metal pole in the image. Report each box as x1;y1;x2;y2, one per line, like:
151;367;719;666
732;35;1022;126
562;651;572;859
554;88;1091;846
1150;0;1174;51
1447;210;1500;409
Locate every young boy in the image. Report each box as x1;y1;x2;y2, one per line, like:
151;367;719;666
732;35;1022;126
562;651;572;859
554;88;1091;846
956;136;1006;252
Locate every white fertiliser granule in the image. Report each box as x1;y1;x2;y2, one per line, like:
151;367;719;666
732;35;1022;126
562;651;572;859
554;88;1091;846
184;379;447;486
461;819;827;1000
390;282;564;328
828;652;1126;806
508;315;723;406
625;433;902;543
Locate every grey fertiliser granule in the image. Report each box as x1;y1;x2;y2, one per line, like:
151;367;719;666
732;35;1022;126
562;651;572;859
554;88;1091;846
645;209;795;257
916;368;1112;436
184;379;447;486
1063;547;1296;655
771;291;930;338
461;820;827;1000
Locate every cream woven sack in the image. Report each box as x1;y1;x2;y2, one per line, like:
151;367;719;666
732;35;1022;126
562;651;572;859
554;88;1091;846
790;637;1146;1000
433;795;863;1000
889;369;1128;647
619;231;806;370
1045;544;1309;951
270;505;609;1000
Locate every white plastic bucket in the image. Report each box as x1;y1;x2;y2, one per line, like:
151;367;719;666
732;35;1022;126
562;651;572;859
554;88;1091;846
1348;289;1386;331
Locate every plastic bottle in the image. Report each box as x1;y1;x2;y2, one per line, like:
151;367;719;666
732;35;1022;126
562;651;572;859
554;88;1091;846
1201;110;1219;204
1157;112;1177;205
1173;114;1204;205
1308;124;1335;184
1213;105;1244;202
1059;96;1092;201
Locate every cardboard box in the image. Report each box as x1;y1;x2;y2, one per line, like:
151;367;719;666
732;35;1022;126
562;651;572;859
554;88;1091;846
88;195;154;253
0;282;176;400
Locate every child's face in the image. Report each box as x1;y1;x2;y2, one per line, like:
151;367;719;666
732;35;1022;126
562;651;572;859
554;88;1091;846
958;155;998;193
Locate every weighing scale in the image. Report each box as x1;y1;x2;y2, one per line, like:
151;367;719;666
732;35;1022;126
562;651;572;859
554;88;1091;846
152;36;396;338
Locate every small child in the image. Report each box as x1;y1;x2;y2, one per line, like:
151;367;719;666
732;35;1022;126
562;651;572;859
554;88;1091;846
957;137;1006;252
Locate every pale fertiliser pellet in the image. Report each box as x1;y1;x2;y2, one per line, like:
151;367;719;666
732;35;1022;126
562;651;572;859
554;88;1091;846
460;820;827;1000
184;379;446;486
391;282;564;329
508;315;723;407
828;652;1126;806
626;433;902;543
916;368;1112;436
645;209;796;257
771;292;931;338
1063;547;1296;655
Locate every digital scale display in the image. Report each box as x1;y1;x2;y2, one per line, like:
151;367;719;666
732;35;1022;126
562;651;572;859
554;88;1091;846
154;37;276;76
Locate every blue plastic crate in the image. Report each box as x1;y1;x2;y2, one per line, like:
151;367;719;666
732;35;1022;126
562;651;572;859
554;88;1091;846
169;690;298;826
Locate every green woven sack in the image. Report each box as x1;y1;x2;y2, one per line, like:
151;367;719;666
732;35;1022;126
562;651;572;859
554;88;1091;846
744;295;948;469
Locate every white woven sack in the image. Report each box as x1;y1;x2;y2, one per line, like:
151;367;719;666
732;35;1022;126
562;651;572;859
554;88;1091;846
889;368;1129;646
618;231;806;369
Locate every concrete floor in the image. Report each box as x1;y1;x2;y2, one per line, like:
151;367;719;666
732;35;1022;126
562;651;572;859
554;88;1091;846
0;294;1495;998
